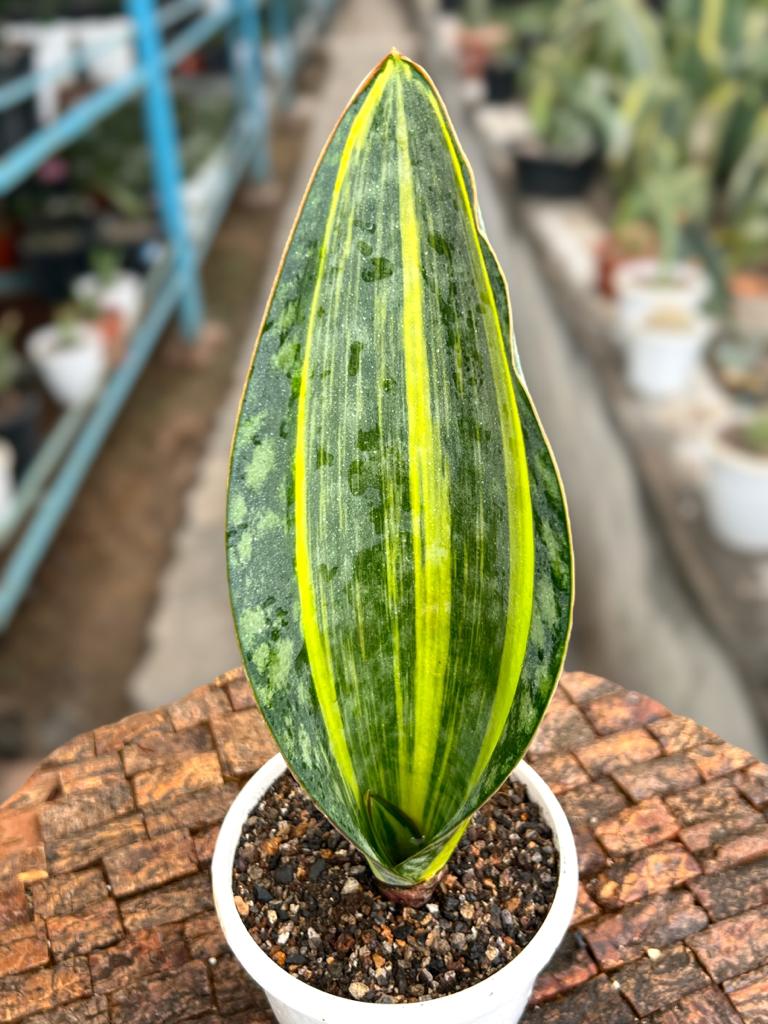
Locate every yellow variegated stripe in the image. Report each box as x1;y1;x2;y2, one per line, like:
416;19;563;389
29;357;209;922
294;66;393;803
394;67;452;820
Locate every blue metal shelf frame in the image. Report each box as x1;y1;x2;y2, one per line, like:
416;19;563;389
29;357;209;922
0;0;335;630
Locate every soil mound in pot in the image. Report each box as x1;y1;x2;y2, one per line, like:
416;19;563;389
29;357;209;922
232;772;558;1004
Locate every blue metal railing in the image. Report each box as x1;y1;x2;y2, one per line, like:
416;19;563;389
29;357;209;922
0;0;335;630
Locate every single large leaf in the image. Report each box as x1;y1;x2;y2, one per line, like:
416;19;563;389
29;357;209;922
227;52;573;888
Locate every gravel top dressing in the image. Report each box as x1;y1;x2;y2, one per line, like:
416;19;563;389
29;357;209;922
231;772;558;1004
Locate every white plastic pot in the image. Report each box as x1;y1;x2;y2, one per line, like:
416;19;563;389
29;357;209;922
621;315;713;399
25;323;107;408
0;439;16;530
72;270;145;336
614;258;711;327
704;434;768;554
212;754;578;1024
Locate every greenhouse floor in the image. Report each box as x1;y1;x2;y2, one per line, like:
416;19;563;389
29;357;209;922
129;0;766;759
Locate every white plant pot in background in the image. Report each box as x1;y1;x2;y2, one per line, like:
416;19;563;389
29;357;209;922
622;316;714;399
614;258;711;327
0;439;17;529
25;323;107;408
72;270;145;335
704;436;768;554
213;754;578;1024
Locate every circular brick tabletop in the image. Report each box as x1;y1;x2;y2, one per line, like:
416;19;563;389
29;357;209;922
1;669;767;1024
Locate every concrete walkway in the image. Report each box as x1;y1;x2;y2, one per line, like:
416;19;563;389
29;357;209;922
130;0;766;758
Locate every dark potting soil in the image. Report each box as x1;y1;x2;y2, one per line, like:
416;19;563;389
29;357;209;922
231;772;558;1003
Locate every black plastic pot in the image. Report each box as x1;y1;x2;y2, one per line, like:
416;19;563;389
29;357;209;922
515;149;601;198
0;387;44;480
17;219;93;301
485;61;518;103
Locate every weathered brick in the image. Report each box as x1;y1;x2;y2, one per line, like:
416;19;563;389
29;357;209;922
612;754;700;802
120;874;213;932
736;762;768;810
211;955;269;1015
647;716;720;754
143;783;239;838
521;974;635;1023
580;891;708;970
559;779;628;828
0;958;90;1023
701;824;768;874
647;985;741;1024
58;757;121;794
121;725;213;778
575;729;661;778
528;754;590;796
687;858;768;920
225;671;256;711
530;932;597;1004
0;843;46;884
184;913;228;961
679;804;762;853
591;842;700;910
47;901;123;957
528;703;595;756
93;711;169;755
167;686;229;732
0;880;30;927
0;809;41;850
0;772;59;813
0;920;49;978
132;752;223;809
665;778;743;826
688;742;755;781
614;943;709;1016
193;825;218;866
102;830;197;897
724;964;768;1024
42;735;95;768
583;690;667;736
38;780;134;844
594;798;678;857
687;907;768;982
29;870;107;919
572;883;600;925
24;994;109;1024
574;829;607;877
558;672;622;705
89;925;188;994
210;708;276;778
48;816;146;876
109;961;212;1024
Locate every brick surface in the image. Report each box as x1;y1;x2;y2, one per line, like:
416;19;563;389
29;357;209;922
47;901;123;957
688;859;768;920
580;890;708;970
0;669;764;1024
575;728;661;777
614;943;709;1016
102;830;197;897
687;907;768;983
594;797;678;856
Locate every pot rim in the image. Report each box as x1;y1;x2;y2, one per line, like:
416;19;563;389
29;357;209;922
613;257;708;296
212;753;578;1020
712;432;768;476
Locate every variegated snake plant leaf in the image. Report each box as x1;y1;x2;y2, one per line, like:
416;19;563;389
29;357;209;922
227;52;573;891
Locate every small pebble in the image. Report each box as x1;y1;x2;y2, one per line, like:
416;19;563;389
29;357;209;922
349;981;369;1000
234;895;249;917
341;877;362;896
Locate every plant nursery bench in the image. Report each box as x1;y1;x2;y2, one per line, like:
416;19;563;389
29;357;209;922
1;668;767;1024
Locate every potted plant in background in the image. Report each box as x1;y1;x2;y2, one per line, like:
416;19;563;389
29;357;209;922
704;407;768;554
25;302;107;408
72;247;144;361
213;52;575;1024
0;310;44;478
